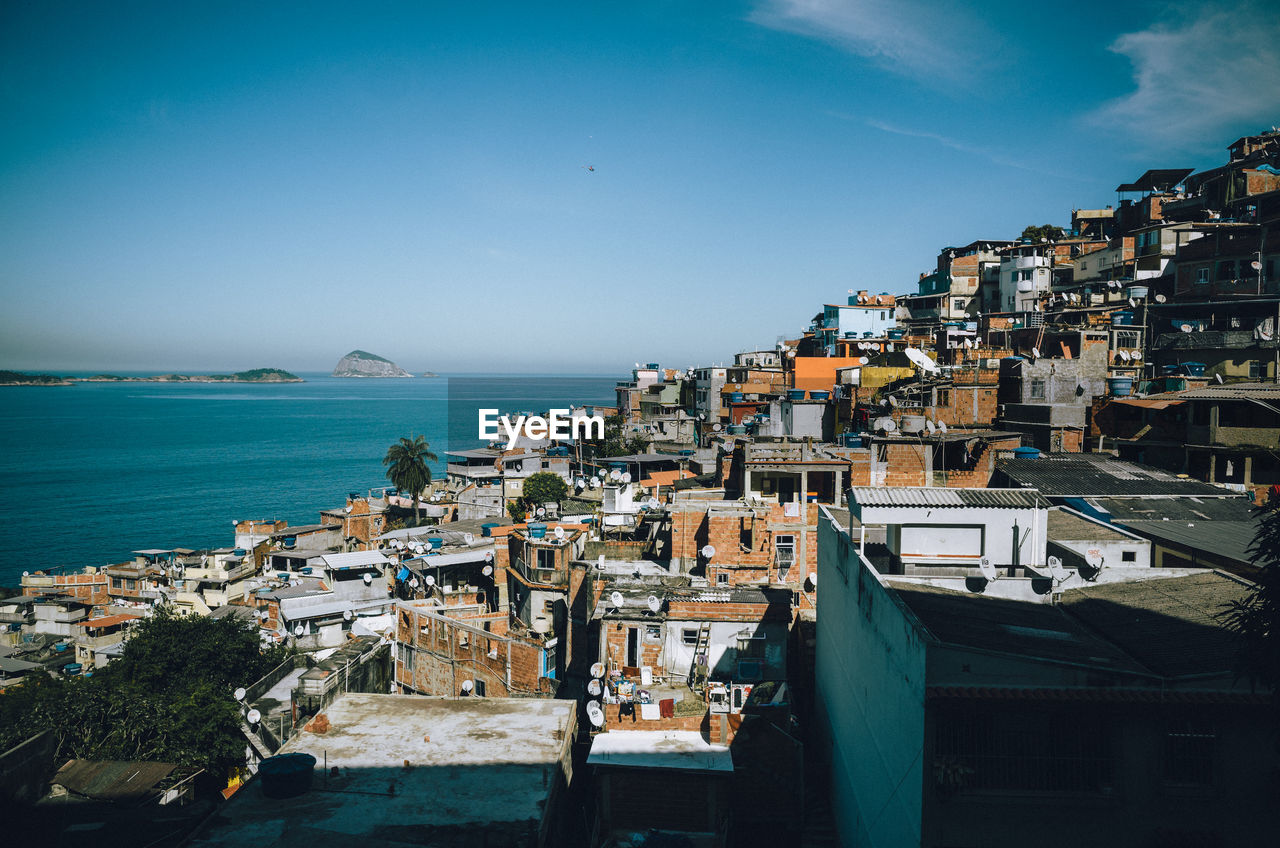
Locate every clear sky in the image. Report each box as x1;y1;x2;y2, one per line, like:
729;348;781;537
3;1;1277;374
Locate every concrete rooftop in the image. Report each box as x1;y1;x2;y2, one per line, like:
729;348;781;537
191;693;574;847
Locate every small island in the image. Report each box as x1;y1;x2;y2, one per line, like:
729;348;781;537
332;350;413;378
2;368;303;386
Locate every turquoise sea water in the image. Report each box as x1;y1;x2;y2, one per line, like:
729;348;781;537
0;373;617;583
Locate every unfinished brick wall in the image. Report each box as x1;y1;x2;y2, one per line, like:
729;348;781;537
22;572;108;605
395;604;550;698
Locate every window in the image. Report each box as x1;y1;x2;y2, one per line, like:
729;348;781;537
1122;550;1136;563
1030;379;1046;400
1250;359;1262;380
474;679;486;697
111;577;123;589
775;535;796;578
645;624;661;642
682;628;699;646
935;707;1114;793
716;572;729;586
543;599;556;615
1163;719;1215;788
935;389;951;407
536;548;556;572
1115;330;1139;349
1195;267;1209;283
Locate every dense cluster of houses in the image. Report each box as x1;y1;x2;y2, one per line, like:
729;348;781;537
3;128;1278;846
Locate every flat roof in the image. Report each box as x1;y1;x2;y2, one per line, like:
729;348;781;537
191;694;574;845
587;730;733;773
1046;507;1135;542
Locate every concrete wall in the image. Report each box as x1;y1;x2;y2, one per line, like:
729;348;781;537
0;730;56;805
816;508;927;848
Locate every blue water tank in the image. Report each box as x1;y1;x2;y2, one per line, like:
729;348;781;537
728;392;744;403
787;389;807;401
427;537;443;550
259;753;316;799
1013;447;1041;459
809;390;830;401
528;523;547;539
1107;377;1134;397
481;523;500;537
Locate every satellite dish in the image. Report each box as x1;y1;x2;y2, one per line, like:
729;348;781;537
712;423;723;432
587;679;603;696
460;679;474;693
926;420;936;433
887;395;898;407
258;609;268;619
425;574;436;586
1180;324;1193;333
1031;347;1041;359
294;625;305;637
647;498;660;509
647;595;661;612
482;564;493;576
233;687;247;701
807;572;817;588
554;526;566;540
859;356;869;365
588;478;598;489
622;472;632;483
586;701;605;728
1047;555;1067;582
1118;349;1131;361
1155;294;1167;303
590;662;605;679
246;709;261;724
1215;373;1225;384
575;478;585;489
610;591;625;608
22;571;29;577
1132;350;1142;361
610;469;622;481
463;532;475;545
978;557;998;582
536;507;546;517
1084;549;1104;569
343;609;353;621
363;573;373;584
1128;297;1137;307
938;420;947;432
409;577;420;588
485;549;494;562
701;544;716;559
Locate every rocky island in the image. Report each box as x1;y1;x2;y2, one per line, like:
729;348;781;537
331;350;413;378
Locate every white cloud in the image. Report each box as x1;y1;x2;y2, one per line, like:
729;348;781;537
855;116;1084;180
1093;2;1280;145
749;0;982;81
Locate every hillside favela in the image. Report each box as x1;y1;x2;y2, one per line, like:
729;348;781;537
2;5;1279;848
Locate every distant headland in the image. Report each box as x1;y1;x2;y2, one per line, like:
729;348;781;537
0;368;303;386
331;350;413;378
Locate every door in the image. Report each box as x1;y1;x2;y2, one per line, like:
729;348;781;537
626;627;639;667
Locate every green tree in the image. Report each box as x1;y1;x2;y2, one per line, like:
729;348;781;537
383;434;438;523
523;471;569;508
596;414;648;458
1020;224;1066;242
1222;495;1280;711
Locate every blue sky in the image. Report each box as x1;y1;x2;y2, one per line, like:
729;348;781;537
2;0;1277;374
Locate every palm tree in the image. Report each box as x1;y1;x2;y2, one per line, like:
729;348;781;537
383;434;438;524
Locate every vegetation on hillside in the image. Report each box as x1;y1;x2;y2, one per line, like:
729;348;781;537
0;611;289;776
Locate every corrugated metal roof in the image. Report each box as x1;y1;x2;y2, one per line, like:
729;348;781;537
51;760;179;800
850;487;1050;509
994;455;1228;497
317;551;390;570
1175;382;1280;400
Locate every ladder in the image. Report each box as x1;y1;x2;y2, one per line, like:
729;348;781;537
688;622;711;690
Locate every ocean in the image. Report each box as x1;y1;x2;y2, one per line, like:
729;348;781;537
0;373;618;584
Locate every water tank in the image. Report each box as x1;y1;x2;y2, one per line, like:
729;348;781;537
787;389;807;401
481;523;500;538
427;537;443;550
1112;310;1135;326
728;392;744;403
1013;446;1041;459
809;390;830;401
886;329;905;340
1125;285;1149;299
727;424;748;435
258;753;316;799
528;523;547;539
1107;377;1134;397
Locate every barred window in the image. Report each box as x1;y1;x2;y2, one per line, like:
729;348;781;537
934;707;1114;793
1163;719;1215;788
